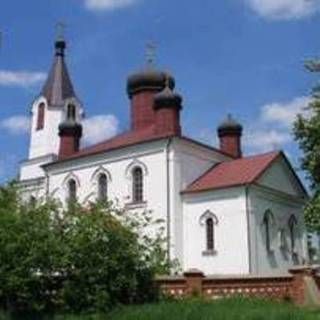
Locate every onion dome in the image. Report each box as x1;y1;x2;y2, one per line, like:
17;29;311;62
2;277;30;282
58;119;82;137
217;114;243;137
127;68;175;98
154;82;183;110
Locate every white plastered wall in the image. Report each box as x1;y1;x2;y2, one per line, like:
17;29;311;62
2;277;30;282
46;140;169;240
170;139;231;268
28;96;83;160
248;157;308;275
248;186;307;275
182;187;250;275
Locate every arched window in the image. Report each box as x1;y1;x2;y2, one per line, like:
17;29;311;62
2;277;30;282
200;211;218;254
97;173;108;202
67;104;76;121
132;167;143;203
263;210;274;253
206;218;215;251
36;103;45;130
289;215;298;253
67;179;77;204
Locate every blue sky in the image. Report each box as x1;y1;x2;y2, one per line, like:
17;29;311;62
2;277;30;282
0;0;319;183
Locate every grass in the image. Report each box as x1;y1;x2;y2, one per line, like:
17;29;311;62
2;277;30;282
1;298;320;320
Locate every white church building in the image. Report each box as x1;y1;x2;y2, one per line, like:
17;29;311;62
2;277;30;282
19;38;309;276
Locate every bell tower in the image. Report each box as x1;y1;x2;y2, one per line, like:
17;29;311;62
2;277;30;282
20;33;83;181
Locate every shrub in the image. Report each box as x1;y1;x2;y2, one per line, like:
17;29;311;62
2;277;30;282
0;183;168;314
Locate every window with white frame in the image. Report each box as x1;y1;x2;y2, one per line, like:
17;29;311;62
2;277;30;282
67;104;76;121
132;167;143;203
36;103;45;130
97;173;108;202
200;211;218;254
67;178;77;204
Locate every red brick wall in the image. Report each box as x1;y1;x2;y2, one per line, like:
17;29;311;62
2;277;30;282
154;107;181;136
59;135;80;158
131;91;156;130
219;135;242;158
156;267;320;305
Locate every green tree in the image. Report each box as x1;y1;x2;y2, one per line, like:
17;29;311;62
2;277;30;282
0;183;169;314
294;59;320;232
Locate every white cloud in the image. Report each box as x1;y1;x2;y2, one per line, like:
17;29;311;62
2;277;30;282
246;0;320;20
244;129;291;153
83;114;119;145
0;116;31;135
260;96;311;128
0;70;46;87
244;95;310;153
84;0;139;11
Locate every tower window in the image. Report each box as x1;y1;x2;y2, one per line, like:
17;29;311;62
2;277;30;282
263;210;274;253
132;167;143;203
36;103;45;130
67;104;76;121
97;173;108;202
67;179;77;204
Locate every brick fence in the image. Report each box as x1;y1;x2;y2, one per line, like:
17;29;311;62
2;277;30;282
155;266;320;306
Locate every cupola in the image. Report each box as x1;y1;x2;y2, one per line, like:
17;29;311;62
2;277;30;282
127;67;175;131
217;114;243;158
58;119;82;158
153;77;183;136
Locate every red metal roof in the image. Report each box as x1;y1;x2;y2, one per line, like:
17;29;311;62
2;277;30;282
50;126;231;164
59;125;168;161
184;151;281;193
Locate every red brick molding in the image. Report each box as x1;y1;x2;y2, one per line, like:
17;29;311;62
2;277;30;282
289;266;320;306
155;267;320;306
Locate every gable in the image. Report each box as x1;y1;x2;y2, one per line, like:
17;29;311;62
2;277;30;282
257;157;306;197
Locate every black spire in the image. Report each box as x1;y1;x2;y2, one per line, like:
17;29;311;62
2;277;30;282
41;35;76;106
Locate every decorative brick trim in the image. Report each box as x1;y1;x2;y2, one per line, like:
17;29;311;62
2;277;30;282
155;267;320;306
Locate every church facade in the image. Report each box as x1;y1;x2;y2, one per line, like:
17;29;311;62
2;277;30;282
19;38;309;276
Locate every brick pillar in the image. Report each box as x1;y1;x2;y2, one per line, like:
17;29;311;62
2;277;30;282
289;266;317;305
183;269;204;296
58;121;82;158
130;91;157;131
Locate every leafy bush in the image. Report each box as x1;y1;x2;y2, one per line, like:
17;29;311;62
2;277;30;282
0;183;169;314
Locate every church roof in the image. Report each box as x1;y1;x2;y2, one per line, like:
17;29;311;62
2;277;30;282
41;40;76;106
57;125;170;161
44;125;231;165
183;151;282;193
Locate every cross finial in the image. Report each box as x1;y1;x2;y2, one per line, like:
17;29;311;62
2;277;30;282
145;41;156;67
56;21;66;41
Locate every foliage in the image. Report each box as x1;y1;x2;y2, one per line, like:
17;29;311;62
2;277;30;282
0;183;169;314
294;63;320;232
